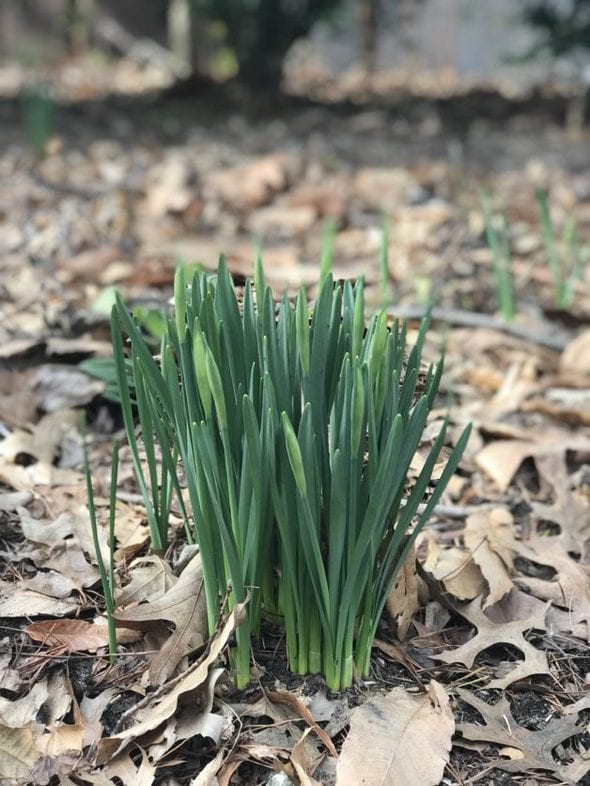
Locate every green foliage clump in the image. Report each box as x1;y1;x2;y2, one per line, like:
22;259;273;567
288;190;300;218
111;259;470;690
523;0;590;59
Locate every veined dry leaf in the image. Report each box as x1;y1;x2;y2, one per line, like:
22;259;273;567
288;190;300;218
19;505;107;589
147;668;225;763
110;503;150;560
423;535;485;600
434;596;550;688
97;603;246;763
266;691;337;757
103;748;155;786
475;429;590;493
560;329;590;377
0;724;42;781
0;409;80;489
456;689;590;784
0;578;79;618
114;553;208;684
25;619;140;654
291;727;324;786
515;534;590;639
336;681;453;786
116;555;176;607
0;672;71;729
529;453;590;558
386;543;418;639
464;507;515;608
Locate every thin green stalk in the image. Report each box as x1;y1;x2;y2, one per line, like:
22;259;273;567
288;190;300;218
480;190;515;322
537;189;587;308
80;415;117;663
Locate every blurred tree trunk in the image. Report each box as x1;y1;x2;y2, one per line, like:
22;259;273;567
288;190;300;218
167;0;191;66
360;0;378;73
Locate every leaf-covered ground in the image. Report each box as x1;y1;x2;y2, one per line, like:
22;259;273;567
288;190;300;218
0;68;589;786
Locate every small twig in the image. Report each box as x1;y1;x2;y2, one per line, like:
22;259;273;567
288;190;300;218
387;305;571;351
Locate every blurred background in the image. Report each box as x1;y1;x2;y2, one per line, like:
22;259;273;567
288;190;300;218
0;0;589;326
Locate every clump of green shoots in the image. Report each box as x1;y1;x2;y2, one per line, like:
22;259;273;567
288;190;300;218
480;190;515;322
111;259;470;690
81;415;118;663
536;189;588;309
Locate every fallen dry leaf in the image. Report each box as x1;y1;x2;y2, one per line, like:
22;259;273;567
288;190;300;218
266;691;337;758
515;534;590;640
560;329;590;377
25;619;140;654
464;507;515;607
97;602;245;762
115;554;176;607
0;724;43;782
0;409;81;490
475;429;590;493
0;576;79;617
434;595;551;688
336;681;453;786
423;535;486;601
114;552;208;684
456;689;590;784
386;543;419;639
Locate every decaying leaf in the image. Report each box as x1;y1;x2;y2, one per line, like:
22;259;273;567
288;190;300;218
0;409;81;489
386;543;419;639
0;724;43;782
25;619;140;654
529;452;590;558
560;329;590;377
434;595;550;688
423;535;485;601
0;576;80;617
515;534;590;640
97;602;246;762
464;507;515;607
113;552;208;684
336;681;453;786
475;429;590;493
456;689;590;785
115;555;176;607
0;671;72;731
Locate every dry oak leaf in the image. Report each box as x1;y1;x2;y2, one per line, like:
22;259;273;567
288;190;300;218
113;552;208;685
434;595;550;689
464;507;516;608
515;535;590;640
474;428;590;493
528;452;590;558
456;689;590;785
336;681;453;786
